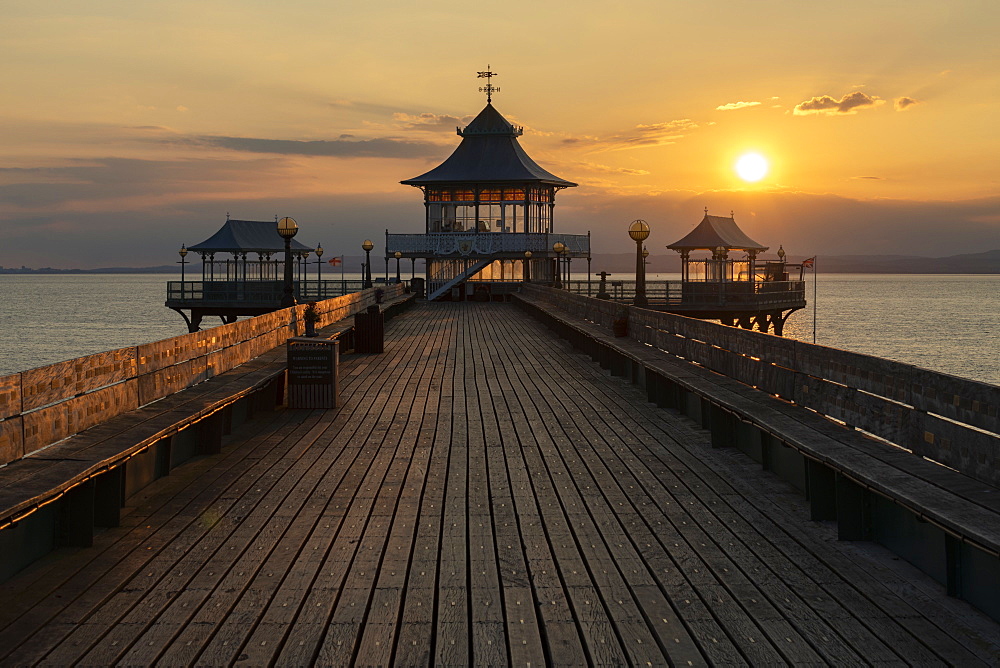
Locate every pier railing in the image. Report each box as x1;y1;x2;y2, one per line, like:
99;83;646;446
522;284;999;488
563;279;806;309
0;285;404;467
166;279;373;307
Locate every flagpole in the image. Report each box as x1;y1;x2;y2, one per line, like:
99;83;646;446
341;255;345;293
812;256;818;345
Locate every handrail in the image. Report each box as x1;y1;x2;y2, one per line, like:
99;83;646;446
0;285;405;466
521;284;1000;488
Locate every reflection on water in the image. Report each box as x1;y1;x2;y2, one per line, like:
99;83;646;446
1;273;997;385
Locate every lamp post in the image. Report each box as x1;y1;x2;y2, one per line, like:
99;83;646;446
277;216;298;307
552;241;566;289
629;219;650;307
315;243;324;298
524;251;532;283
362;239;374;288
394;251;402;283
178;244;188;301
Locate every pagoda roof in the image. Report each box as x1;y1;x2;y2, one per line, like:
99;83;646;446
400;104;577;188
666;212;768;252
189;219;313;254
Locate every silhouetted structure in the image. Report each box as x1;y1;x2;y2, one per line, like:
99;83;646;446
166;218;322;331
387;69;590;301
663;210;805;333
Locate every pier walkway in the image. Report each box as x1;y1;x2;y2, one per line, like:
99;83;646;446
1;302;998;665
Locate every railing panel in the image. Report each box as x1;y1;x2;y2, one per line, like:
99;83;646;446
0;374;21;420
138;358;211;406
137;330;225;375
915;412;999;482
23;380;140;454
21;349;138;412
795;345;911;404
910;367;1000;436
0;417;23;463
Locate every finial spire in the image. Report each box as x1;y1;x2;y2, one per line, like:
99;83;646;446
477;66;499;103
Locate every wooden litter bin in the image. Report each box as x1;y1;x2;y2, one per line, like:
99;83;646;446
354;305;384;353
286;337;339;408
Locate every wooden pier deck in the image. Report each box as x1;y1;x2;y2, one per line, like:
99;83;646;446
1;302;998;666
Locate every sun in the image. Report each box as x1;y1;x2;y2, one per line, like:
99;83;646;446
735;152;769;182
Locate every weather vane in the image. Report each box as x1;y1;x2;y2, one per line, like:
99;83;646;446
477;66;499;103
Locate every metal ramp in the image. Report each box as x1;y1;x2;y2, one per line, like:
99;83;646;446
427;259;492;301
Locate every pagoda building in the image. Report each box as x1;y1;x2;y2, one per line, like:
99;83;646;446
166;217;317;332
663;209;805;334
387;69;590;301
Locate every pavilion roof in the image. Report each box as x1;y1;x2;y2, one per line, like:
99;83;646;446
400;104;576;188
188;219;313;254
666;212;768;252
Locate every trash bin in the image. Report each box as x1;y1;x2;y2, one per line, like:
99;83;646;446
286;337;339;408
354;304;384;353
410;277;425;298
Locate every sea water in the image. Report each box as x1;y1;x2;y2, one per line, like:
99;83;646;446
0;273;997;385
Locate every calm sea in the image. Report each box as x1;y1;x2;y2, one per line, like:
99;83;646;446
0;273;997;386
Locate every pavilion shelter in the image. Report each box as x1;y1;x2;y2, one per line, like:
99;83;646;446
662;210;805;333
165;218;316;332
666;210;769;283
188;218;313;283
390;102;589;301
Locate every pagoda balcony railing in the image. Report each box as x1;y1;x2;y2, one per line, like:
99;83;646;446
386;232;590;258
166;279;374;307
564;279;806;310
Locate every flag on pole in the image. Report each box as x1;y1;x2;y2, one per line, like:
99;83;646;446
801;256;815;268
328;256;342;266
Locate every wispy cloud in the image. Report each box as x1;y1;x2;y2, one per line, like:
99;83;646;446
895;96;919;111
852;175;885;180
570;161;650;176
715;101;761;111
563;119;698;152
180;135;442;159
391;112;473;131
793;92;883;115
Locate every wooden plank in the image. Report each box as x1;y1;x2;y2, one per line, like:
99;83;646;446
21;348;137;411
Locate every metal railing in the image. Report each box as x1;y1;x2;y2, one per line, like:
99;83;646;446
386;232;590;257
562;279;806;308
166;280;379;306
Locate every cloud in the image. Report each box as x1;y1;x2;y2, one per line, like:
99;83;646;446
895;96;919;111
182;135;443;159
563;119;698;152
793;92;883;115
391;112;473;131
571;161;650;176
851;176;885;180
715;101;761;111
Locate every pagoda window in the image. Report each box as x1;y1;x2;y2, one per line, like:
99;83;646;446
503;187;525;201
480;188;502;202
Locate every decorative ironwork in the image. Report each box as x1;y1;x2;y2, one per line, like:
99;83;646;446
477;66;499;103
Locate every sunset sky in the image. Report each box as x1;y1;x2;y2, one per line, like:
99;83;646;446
2;0;998;268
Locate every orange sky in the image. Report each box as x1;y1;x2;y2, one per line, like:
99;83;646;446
1;0;998;267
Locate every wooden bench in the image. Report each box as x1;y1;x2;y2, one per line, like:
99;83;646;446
0;290;414;581
514;289;1000;622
